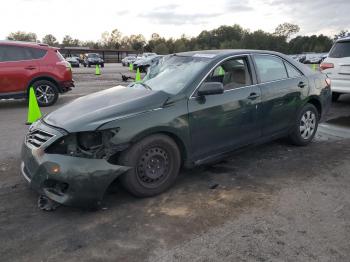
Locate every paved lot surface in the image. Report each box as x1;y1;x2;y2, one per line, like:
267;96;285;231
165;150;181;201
0;64;350;262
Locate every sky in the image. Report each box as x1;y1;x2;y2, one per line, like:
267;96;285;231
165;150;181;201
1;0;349;42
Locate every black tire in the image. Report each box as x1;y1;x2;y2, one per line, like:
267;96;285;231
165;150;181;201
87;63;91;68
32;80;59;107
119;134;181;197
289;103;319;146
332;92;341;102
101;63;104;68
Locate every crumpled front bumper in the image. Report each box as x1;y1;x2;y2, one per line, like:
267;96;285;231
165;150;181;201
21;122;130;208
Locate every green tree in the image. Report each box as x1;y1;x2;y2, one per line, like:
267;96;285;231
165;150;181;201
101;29;122;49
274;23;300;39
7;31;37;42
62;35;80;47
81;40;101;49
128;34;146;51
42;34;58;46
334;30;349;40
154;42;169;54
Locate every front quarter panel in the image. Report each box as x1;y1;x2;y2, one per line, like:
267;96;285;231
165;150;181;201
98;98;192;161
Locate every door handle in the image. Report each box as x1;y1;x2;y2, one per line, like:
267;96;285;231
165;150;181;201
298;81;306;88
25;66;36;70
247;93;260;100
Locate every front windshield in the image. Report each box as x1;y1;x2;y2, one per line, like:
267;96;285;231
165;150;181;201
133;55;211;95
88;53;99;58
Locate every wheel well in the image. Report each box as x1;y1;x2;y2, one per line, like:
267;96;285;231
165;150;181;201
27;77;59;94
159;132;187;165
307;98;322;120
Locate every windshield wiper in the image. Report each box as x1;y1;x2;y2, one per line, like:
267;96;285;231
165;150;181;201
137;82;152;90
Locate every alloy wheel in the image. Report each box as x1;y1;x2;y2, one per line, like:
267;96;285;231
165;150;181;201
299;110;316;139
35;85;55;105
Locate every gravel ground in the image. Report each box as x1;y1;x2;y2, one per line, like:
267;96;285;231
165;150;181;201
0;63;349;262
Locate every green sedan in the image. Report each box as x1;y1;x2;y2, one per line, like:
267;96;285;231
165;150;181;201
21;50;332;210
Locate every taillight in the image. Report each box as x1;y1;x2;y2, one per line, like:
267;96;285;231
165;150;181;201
320;63;334;71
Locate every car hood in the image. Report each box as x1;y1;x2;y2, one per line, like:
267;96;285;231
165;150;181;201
44;85;169;133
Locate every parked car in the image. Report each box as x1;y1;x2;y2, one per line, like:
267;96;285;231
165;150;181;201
133;55;163;72
21;50;331;209
66;56;80;68
0;41;74;106
133;53;157;70
303;53;324;64
121;56;137;66
320;37;350;102
83;53;104;67
298;55;306;63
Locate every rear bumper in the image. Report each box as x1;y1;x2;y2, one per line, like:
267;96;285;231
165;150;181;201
330;79;350;94
58;80;74;93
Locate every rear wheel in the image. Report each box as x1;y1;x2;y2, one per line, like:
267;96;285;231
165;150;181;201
101;63;104;68
289;103;319;146
332;92;341;102
119;134;181;197
32;80;59;107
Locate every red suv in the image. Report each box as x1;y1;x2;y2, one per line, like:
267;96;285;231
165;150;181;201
0;41;74;106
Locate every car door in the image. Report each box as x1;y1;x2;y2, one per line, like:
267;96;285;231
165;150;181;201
188;56;262;160
253;54;307;136
0;45;40;94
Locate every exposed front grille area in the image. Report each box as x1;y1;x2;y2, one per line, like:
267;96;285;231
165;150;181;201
26;129;55;148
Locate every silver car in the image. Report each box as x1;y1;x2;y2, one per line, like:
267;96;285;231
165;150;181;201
321;37;350;101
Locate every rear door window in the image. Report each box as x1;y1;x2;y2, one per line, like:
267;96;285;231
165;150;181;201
284;61;302;78
0;45;46;62
329;41;350;58
254;55;288;83
29;48;47;59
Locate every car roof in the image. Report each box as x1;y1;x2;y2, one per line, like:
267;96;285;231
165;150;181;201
0;40;52;49
176;49;287;59
175;49;314;76
336;36;350;43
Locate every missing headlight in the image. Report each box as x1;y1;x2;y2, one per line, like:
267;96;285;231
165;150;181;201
77;132;102;150
46;129;121;160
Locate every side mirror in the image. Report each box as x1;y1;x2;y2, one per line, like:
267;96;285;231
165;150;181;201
197;82;224;96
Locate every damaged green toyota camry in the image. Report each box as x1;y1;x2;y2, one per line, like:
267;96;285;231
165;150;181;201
21;50;332;209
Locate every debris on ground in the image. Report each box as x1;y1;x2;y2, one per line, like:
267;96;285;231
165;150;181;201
209;183;219;189
120;73;134;82
37;195;60;211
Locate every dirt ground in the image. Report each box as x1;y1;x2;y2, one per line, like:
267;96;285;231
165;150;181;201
0;64;349;262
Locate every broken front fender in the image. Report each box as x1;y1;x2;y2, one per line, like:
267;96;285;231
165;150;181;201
21;143;130;208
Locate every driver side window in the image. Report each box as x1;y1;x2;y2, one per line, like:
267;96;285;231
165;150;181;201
205;57;252;91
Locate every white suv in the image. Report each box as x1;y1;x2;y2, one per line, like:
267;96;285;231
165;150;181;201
321;37;350;102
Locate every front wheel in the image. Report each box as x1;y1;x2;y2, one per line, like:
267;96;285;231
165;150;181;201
32;80;59;107
119;134;181;197
288;103;319;146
